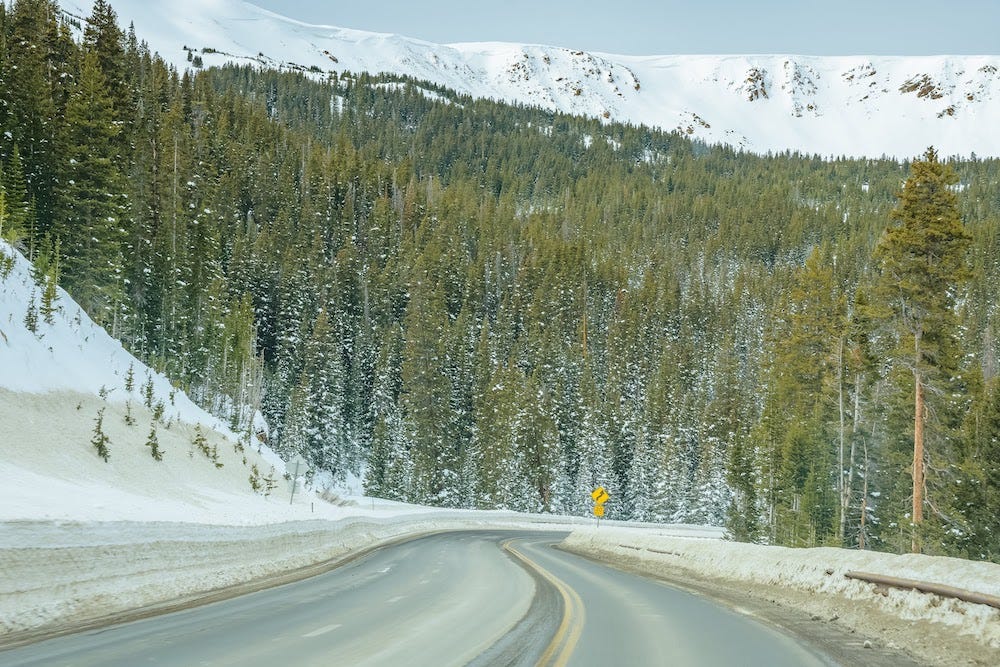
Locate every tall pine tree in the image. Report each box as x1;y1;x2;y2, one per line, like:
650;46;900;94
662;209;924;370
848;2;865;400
870;148;971;553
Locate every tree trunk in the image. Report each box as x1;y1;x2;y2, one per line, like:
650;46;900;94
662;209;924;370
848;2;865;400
912;338;924;553
837;337;846;541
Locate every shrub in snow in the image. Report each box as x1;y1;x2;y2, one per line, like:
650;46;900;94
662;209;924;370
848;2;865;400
91;408;111;462
146;422;163;461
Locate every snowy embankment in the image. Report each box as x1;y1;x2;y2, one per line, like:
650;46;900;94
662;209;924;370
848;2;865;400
563;527;1000;665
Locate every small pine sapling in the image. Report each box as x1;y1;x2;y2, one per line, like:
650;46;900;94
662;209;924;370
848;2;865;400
211;443;223;469
124;401;135;426
142;374;155;408
152;400;165;422
146;423;163;461
39;246;60;325
23;290;38;334
124;363;135;393
192;425;213;459
91;408;111;462
249;464;263;492
40;277;59;324
264;467;278;496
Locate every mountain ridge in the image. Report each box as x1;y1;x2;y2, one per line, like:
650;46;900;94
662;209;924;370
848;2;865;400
65;0;999;158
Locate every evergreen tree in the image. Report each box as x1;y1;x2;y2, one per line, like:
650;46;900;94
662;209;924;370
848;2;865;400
91;407;110;461
57;50;127;324
869;148;971;553
400;276;456;504
146;422;163;461
83;0;130;134
300;309;349;477
958;378;1000;560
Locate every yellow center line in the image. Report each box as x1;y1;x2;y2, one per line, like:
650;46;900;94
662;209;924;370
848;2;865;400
503;540;585;667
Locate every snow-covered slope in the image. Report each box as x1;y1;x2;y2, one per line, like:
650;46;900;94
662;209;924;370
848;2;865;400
65;0;1000;158
0;241;325;524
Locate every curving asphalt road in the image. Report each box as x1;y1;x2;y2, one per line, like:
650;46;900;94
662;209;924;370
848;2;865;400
0;531;835;666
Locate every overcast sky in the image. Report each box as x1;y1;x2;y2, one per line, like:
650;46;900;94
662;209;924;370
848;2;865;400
248;0;999;56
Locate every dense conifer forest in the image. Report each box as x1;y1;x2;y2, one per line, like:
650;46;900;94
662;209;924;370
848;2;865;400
2;0;999;559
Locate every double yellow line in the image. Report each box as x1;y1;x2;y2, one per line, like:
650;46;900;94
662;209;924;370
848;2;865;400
502;540;585;667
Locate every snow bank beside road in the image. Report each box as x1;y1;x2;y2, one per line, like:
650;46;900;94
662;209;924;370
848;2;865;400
563;527;1000;663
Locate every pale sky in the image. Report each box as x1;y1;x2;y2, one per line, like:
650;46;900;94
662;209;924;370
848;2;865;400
249;0;999;56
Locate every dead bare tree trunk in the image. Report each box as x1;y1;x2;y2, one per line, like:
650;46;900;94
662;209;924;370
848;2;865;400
912;333;925;554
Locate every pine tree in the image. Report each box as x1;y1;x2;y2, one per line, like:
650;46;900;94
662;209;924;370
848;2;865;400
958;378;1000;560
124;363;135;393
92;407;111;461
400;277;455;504
299;309;348;477
38;237;60;324
57;50;127;323
23;289;39;334
364;325;406;499
4;0;68;235
146;422;163;461
192;424;211;459
870;148;972;553
2;148;36;252
83;0;130;134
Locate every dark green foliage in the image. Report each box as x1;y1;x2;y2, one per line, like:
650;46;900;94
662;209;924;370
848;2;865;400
23;288;38;333
56;50;127;321
92;407;110;462
124;363;135;393
146;422;163;461
867;149;972;553
249;463;262;492
192;425;212;459
957;379;1000;559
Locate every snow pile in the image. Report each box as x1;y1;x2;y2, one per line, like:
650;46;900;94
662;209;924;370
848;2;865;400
563;527;1000;650
62;0;1000;158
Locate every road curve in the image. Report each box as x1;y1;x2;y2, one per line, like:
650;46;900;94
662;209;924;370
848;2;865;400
0;530;834;666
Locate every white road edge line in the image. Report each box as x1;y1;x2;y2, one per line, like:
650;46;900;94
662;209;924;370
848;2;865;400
302;623;343;638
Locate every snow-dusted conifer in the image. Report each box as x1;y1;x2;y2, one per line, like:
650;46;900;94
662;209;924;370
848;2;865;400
146;422;163;461
91;408;111;462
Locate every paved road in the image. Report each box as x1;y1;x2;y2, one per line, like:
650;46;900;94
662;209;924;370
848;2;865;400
0;531;833;666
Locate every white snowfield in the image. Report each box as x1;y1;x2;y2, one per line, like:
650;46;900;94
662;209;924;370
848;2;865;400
65;0;1000;158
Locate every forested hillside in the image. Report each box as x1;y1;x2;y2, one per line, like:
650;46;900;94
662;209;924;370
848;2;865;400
2;0;999;560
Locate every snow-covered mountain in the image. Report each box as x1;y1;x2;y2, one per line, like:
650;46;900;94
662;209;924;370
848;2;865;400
66;0;1000;158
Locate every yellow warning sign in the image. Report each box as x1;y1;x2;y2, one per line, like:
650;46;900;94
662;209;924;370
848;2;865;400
591;487;610;505
593;504;605;518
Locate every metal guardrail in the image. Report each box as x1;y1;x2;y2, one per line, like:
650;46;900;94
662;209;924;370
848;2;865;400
845;571;1000;610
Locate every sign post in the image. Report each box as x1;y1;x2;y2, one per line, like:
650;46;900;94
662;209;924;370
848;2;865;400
591;486;610;526
289;455;308;505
